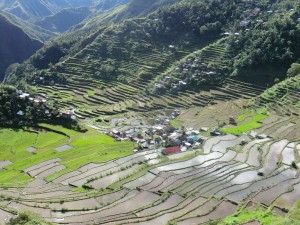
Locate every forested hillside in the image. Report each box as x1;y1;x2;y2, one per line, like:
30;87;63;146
0;14;42;81
0;0;138;81
0;85;49;125
5;0;300;87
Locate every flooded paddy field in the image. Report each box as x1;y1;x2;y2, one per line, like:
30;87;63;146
0;120;299;224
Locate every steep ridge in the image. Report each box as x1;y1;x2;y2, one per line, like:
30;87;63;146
0;14;42;81
34;0;131;33
4;0;299;117
69;0;181;34
0;11;56;42
35;7;92;33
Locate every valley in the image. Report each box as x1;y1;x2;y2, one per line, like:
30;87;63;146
0;0;300;224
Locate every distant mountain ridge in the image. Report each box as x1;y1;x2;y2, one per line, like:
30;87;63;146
0;0;96;21
68;0;182;41
35;7;92;33
33;0;132;33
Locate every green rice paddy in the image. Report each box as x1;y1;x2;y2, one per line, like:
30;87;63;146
221;113;267;135
220;204;300;225
0;124;133;186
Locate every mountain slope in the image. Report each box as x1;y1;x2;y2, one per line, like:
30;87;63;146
95;0;129;11
0;11;56;42
4;0;243;116
4;0;300;102
0;14;42;81
70;0;182;34
3;0;184;84
35;7;92;33
0;0;96;21
255;66;300;116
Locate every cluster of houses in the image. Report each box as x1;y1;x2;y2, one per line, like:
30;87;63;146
229;3;299;34
227;6;300;44
107;110;208;155
17;90;47;103
155;55;218;93
104;109;245;155
16;89;77;120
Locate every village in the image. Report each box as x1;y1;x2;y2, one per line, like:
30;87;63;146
103;109;231;155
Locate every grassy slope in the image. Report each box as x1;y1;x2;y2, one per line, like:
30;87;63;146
219;200;300;225
0;125;133;186
260;75;300;104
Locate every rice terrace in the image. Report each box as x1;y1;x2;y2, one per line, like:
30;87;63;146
0;0;300;224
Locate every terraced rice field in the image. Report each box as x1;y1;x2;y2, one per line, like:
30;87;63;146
3;36;300;225
0;129;299;224
0;124;133;186
34;37;269;121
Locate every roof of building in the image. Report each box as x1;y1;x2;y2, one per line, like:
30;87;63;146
16;110;24;116
187;135;200;141
162;146;181;155
60;109;75;115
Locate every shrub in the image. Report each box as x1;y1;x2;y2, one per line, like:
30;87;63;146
139;71;153;80
287;63;300;77
7;211;52;225
291;161;298;169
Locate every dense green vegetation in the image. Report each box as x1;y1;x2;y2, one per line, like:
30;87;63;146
287;63;300;77
220;200;300;225
256;64;300;115
7;211;52;225
5;0;300;92
230;2;300;81
0;84;82;130
0;85;48;125
1;0;300;224
2;0;299;127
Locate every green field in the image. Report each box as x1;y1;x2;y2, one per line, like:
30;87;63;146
0;124;133;186
220;201;300;225
221;113;267;135
170;119;184;128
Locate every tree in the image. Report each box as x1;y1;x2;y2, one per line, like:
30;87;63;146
139;71;153;80
287;63;300;77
